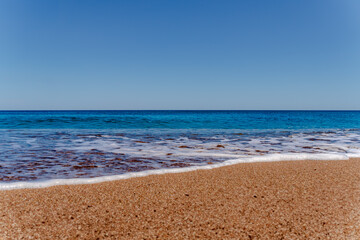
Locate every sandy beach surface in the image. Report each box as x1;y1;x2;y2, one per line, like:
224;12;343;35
1;159;360;239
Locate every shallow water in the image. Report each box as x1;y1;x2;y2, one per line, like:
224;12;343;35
1;111;360;188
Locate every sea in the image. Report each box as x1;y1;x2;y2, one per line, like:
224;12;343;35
1;110;360;190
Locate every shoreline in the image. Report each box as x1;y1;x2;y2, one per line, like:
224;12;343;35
1;158;360;239
0;153;350;191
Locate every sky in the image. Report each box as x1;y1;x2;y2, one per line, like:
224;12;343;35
0;0;360;110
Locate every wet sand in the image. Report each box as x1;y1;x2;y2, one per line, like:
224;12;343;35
1;159;360;239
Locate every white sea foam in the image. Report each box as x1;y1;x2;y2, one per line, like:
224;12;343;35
0;153;349;191
2;129;360;190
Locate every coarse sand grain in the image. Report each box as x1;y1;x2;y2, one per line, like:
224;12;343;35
1;159;360;239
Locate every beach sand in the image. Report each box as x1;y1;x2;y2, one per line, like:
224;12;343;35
1;159;360;239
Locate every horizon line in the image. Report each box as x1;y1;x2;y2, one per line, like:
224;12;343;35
1;110;360;112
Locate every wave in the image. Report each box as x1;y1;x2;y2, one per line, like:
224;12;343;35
0;153;352;191
1;128;360;189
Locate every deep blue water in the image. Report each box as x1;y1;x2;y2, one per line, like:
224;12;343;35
1;110;360;129
1;111;360;185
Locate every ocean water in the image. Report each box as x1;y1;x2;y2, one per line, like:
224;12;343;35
1;110;360;190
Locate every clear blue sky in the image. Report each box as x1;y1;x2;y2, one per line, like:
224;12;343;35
1;0;359;110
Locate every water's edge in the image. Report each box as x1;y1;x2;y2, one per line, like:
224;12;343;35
0;153;350;191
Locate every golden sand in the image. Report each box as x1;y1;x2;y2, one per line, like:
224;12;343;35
1;159;360;239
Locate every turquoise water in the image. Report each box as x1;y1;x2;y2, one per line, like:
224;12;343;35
1;110;360;129
1;111;360;187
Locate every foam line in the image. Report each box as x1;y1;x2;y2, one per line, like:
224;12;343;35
0;153;349;191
